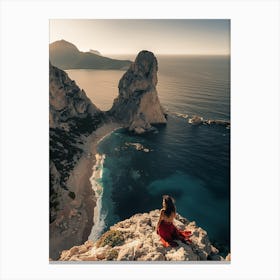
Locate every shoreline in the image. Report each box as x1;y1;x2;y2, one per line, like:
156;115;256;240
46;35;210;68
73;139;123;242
88;153;106;241
73;122;122;247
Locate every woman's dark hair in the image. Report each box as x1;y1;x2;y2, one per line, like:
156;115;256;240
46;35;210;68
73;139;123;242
162;195;176;217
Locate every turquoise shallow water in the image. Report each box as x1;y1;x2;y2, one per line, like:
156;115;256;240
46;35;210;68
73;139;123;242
68;55;230;255
97;117;230;255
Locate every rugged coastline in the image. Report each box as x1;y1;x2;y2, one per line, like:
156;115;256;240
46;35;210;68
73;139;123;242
49;62;104;259
49;50;168;259
50;50;235;261
50;120;122;260
49;49;231;261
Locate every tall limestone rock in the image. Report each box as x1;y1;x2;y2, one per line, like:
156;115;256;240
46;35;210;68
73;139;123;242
109;51;167;134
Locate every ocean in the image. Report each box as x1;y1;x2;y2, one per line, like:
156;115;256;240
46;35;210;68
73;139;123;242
66;55;230;255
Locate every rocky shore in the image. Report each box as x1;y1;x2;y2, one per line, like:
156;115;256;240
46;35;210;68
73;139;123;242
57;210;230;262
174;112;230;128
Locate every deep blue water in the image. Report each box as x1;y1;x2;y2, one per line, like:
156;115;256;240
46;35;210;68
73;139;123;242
96;55;230;255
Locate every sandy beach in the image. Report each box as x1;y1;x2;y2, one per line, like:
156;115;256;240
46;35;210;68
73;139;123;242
49;121;121;260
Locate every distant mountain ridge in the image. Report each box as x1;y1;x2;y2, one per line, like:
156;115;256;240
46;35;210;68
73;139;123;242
89;49;101;55
49;40;131;70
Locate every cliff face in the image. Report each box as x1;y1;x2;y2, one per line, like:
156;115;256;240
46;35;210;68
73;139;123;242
49;62;102;130
109;51;167;134
58;210;228;261
49;63;104;260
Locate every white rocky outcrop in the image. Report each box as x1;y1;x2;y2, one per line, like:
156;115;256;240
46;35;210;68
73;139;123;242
58;210;228;261
109;51;167;134
188;115;203;125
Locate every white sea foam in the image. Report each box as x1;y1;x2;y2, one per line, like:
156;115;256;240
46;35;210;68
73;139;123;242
88;153;106;241
96;127;122;145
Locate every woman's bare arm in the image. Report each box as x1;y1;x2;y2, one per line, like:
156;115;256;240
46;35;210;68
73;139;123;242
156;209;164;232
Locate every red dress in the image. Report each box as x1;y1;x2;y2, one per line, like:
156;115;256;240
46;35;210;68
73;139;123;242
157;220;192;247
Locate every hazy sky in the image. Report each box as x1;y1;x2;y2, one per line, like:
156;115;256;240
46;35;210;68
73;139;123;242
50;19;230;55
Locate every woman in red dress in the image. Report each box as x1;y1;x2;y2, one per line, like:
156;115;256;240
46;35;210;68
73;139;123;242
156;195;192;247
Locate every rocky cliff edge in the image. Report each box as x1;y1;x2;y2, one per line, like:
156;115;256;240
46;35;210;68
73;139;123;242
58;210;230;261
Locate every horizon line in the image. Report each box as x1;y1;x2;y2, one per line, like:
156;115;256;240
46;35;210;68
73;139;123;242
104;53;230;56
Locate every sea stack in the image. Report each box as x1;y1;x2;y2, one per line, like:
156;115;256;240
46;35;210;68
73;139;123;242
109;50;167;134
